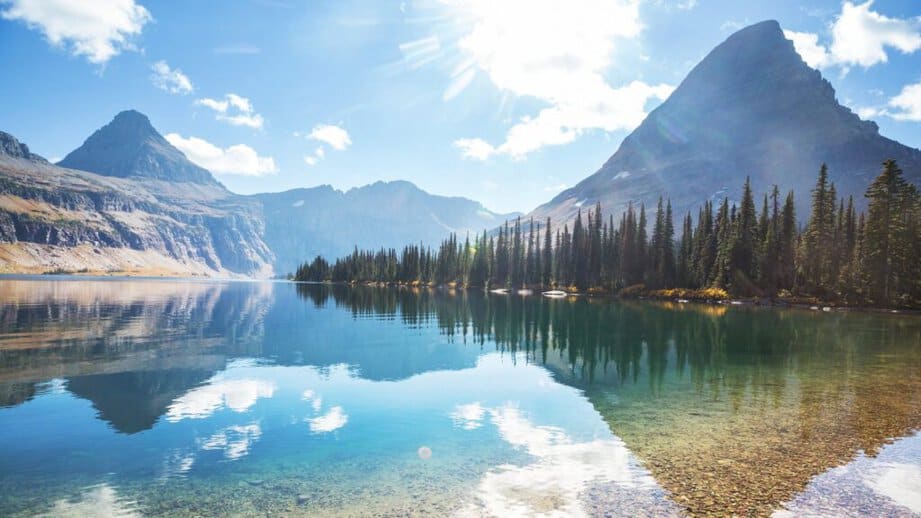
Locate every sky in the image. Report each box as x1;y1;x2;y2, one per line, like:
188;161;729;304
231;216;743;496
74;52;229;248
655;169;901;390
1;0;920;214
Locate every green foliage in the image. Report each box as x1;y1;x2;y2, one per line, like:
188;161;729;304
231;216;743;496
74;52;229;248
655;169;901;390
293;159;921;308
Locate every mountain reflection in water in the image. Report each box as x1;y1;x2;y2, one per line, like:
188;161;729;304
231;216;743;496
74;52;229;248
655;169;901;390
0;278;918;516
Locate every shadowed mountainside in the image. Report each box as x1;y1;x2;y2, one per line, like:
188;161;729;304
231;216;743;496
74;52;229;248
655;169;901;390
529;20;921;227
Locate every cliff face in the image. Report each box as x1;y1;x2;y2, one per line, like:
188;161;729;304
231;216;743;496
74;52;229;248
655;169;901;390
529;20;921;226
0;128;274;277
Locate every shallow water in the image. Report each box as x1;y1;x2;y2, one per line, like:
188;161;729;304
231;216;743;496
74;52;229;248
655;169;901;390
0;278;918;516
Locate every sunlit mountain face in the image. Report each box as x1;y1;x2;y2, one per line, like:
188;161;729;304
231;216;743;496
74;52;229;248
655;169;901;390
529;20;921;230
0;278;918;516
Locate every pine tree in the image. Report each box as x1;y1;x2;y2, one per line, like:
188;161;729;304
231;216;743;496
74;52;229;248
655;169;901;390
711;198;732;288
863;159;912;304
542;217;553;287
730;176;758;292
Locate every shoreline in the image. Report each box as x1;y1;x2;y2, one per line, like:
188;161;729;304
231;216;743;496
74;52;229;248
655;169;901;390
3;272;916;314
294;280;921;314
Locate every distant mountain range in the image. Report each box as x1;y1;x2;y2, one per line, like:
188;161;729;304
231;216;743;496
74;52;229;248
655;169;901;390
254;182;517;275
528;20;921;227
0;112;514;277
3;20;920;278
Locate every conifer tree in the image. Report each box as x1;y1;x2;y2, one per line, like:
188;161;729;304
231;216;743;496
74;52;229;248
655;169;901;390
542;217;553;287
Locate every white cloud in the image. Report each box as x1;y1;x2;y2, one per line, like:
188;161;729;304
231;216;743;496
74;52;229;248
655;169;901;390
830;1;921;68
165;133;277;176
786;1;921;70
302;144;332;167
195;93;264;129
846;80;921;122
150;60;193;95
455;81;674;160
454;138;495;160
307;124;352;150
784;30;832;69
888;80;921;121
1;0;151;64
307;406;348;433
433;0;673;159
855;106;881;120
299;124;351;167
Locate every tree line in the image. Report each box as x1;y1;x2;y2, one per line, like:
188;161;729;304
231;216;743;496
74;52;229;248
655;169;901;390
295;159;920;307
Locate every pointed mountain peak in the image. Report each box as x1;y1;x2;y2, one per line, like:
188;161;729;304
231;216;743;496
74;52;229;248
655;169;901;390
728;19;782;40
108;109;156;132
58;110;219;185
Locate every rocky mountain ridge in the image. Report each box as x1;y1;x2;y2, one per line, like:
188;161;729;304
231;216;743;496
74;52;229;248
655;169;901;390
254;180;518;275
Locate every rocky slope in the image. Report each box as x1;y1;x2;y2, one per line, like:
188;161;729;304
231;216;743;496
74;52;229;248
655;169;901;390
0;122;274;277
255;181;518;275
0;111;516;277
529;20;921;226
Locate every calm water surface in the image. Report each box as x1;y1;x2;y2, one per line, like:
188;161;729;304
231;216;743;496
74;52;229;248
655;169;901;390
0;278;919;517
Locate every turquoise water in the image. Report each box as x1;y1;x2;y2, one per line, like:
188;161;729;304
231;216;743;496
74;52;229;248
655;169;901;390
0;278;919;516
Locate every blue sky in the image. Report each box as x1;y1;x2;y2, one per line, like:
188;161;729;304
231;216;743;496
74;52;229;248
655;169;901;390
1;0;920;213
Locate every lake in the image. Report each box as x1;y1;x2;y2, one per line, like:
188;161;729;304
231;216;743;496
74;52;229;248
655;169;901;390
0;277;919;517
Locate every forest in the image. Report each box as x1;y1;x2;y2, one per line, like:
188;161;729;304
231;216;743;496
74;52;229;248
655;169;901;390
295;159;921;308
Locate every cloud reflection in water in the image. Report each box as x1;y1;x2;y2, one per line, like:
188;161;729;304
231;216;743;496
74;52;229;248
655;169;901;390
165;378;276;422
459;403;659;517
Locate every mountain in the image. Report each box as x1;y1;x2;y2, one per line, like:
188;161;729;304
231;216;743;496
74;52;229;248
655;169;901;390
0;131;48;163
58;110;217;185
530;20;921;227
254;181;519;275
0;112;515;277
0;120;274;277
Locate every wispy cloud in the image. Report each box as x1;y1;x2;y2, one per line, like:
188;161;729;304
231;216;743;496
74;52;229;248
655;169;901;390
195;93;264;129
150;60;193;95
1;0;151;64
417;0;673;160
165;133;277;176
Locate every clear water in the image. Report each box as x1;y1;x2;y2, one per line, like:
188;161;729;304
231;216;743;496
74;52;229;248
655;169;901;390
0;278;918;516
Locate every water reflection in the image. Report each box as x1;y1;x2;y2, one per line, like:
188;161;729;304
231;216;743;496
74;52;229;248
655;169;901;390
39;483;141;518
0;279;919;516
165;375;276;422
777;432;921;516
